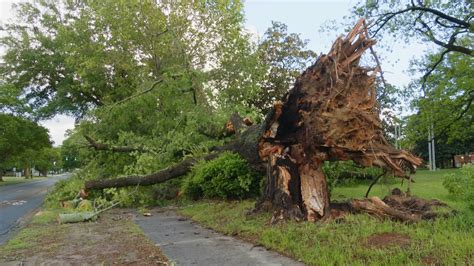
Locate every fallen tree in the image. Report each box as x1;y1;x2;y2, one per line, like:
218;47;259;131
85;20;427;222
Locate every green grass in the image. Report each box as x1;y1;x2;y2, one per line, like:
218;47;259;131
0;176;47;187
179;169;474;265
332;169;467;210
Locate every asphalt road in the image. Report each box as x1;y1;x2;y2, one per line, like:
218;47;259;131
0;173;71;244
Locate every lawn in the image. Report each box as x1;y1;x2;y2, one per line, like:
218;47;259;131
179;169;474;265
0;176;46;187
332;169;467;210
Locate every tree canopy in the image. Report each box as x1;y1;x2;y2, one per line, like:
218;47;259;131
0;114;51;180
0;0;471;183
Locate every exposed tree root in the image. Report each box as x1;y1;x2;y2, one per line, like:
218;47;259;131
329;188;451;223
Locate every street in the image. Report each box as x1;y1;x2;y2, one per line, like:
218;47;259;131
0;173;71;244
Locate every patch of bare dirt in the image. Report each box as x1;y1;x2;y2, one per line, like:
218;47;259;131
421;256;440;265
0;209;168;265
364;232;411;249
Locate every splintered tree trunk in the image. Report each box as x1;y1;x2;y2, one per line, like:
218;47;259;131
248;19;421;221
85;19;423;222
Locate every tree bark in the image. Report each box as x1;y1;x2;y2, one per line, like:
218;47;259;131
24;164;31;179
85;153;222;190
85;19;423;222
250;19;422;221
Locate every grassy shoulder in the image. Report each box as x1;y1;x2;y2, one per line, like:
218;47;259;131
0;176;47;187
0;207;168;265
179;169;474;265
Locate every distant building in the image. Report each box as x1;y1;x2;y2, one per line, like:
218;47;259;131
454;153;474;168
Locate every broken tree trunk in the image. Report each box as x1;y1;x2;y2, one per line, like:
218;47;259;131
250;19;422;221
85;153;221;190
85;19;422;222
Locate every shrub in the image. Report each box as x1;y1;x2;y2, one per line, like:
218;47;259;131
443;164;474;209
183;152;261;200
45;174;85;208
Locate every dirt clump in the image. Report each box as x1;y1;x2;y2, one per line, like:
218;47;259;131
365;232;411;249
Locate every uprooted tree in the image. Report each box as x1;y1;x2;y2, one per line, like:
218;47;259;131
85;20;435;222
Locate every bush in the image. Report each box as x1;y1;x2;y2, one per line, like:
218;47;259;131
45;174;85;208
443;164;474;209
183;152;261;200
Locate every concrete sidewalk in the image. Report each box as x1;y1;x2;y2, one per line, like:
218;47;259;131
134;208;304;266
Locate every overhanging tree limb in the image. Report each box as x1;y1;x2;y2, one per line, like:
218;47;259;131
420;49;449;94
84;135;150;153
370;5;471;37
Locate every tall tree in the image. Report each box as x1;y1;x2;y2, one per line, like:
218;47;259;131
255;21;317;112
0;114;51;180
404;49;473;162
1;0;264;178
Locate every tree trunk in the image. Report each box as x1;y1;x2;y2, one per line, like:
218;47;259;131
249;19;422;221
85;153;221;190
24;164;31;179
0;170;4;182
85;19;423;222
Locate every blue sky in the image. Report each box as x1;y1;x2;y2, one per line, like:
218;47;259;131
0;0;428;145
243;0;427;89
244;0;354;52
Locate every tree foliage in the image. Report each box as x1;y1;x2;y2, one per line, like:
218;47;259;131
0;0;326;182
403;48;473;165
0;114;51;179
255;21;316;112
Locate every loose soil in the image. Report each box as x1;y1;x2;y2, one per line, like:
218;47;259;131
365;232;411;249
0;209;168;265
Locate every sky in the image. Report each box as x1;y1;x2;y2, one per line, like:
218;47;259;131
0;0;428;146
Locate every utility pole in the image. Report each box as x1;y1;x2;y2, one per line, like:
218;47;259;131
393;121;401;149
427;124;436;171
431;124;436;171
428;126;432;170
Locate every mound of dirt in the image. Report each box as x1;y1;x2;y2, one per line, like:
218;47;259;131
382;188;450;220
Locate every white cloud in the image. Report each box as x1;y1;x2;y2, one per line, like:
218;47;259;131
39;115;76;146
